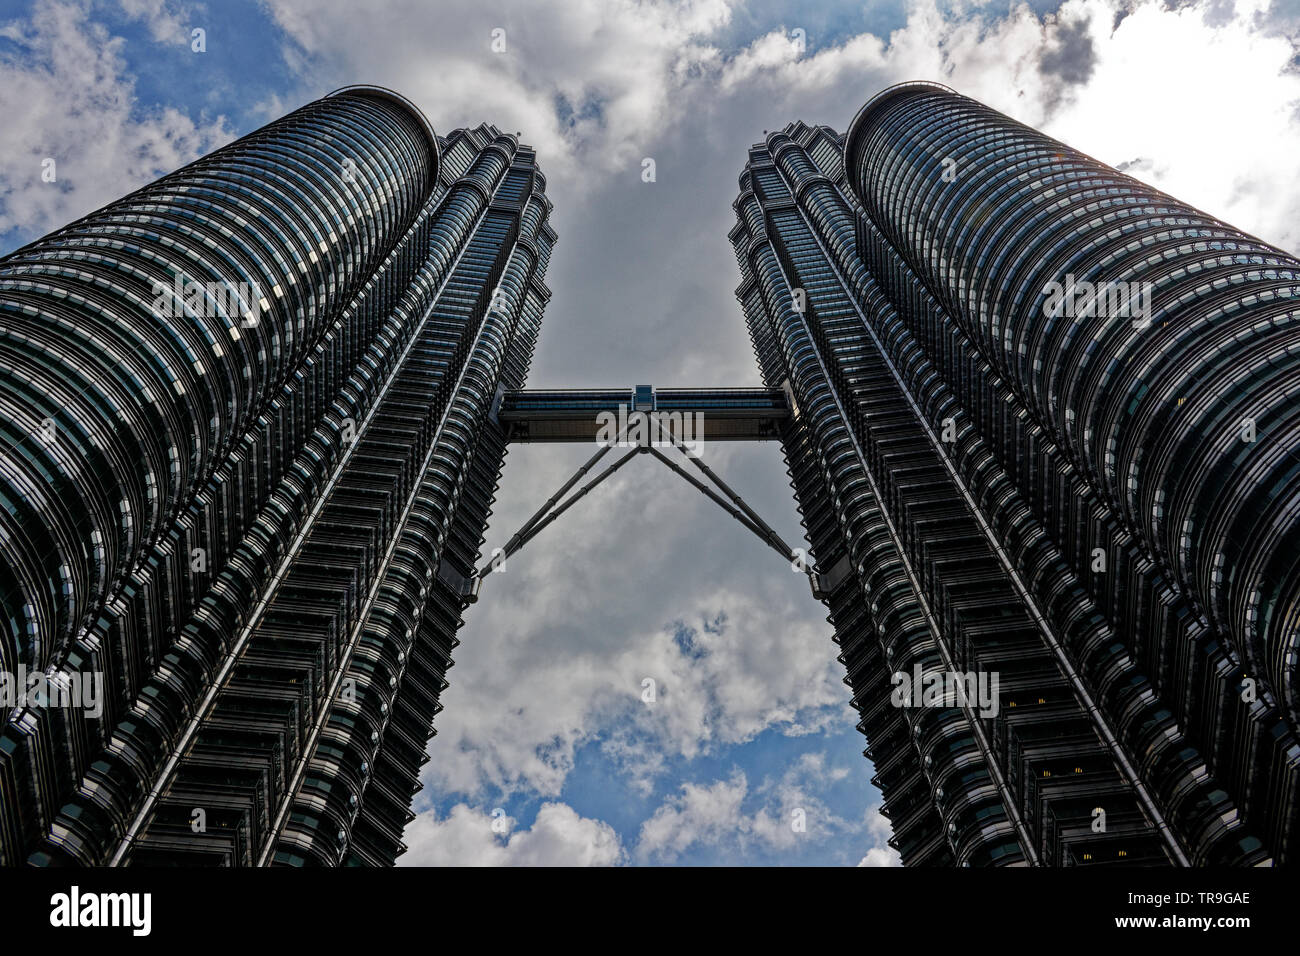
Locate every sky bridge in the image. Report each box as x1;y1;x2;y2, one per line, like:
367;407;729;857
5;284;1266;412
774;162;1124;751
437;383;831;604
495;386;791;443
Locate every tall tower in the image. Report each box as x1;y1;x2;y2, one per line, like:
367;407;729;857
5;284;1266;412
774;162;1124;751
0;87;555;865
730;82;1299;865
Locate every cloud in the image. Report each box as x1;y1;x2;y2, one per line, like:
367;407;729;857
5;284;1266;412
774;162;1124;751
857;807;902;867
422;478;854;800
259;0;735;185
400;801;625;866
1038;11;1098;110
636;770;753;862
1034;0;1300;252
115;0;195;44
0;0;233;241
634;752;878;863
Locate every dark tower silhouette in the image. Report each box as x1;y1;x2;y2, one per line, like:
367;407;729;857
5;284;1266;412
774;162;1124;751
0;87;555;865
730;82;1298;865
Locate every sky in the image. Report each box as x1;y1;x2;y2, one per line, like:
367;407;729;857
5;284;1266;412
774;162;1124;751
1;0;1298;866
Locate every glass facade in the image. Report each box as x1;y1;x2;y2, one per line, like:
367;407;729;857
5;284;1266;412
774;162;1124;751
0;87;555;865
732;83;1299;865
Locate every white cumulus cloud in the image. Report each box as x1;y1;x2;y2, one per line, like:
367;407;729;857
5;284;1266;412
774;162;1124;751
0;0;233;240
401;801;625;866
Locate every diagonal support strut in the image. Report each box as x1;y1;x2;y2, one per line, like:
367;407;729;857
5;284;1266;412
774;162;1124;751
469;419;828;603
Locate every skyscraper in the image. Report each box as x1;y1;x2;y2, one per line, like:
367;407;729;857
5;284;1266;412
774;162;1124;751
0;86;555;865
730;81;1299;865
2;76;1296;871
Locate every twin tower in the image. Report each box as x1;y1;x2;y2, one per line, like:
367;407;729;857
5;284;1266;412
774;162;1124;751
0;83;1296;867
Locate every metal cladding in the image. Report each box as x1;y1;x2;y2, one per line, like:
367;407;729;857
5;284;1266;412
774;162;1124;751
0;89;436;671
731;84;1299;865
0;87;555;865
845;83;1300;737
